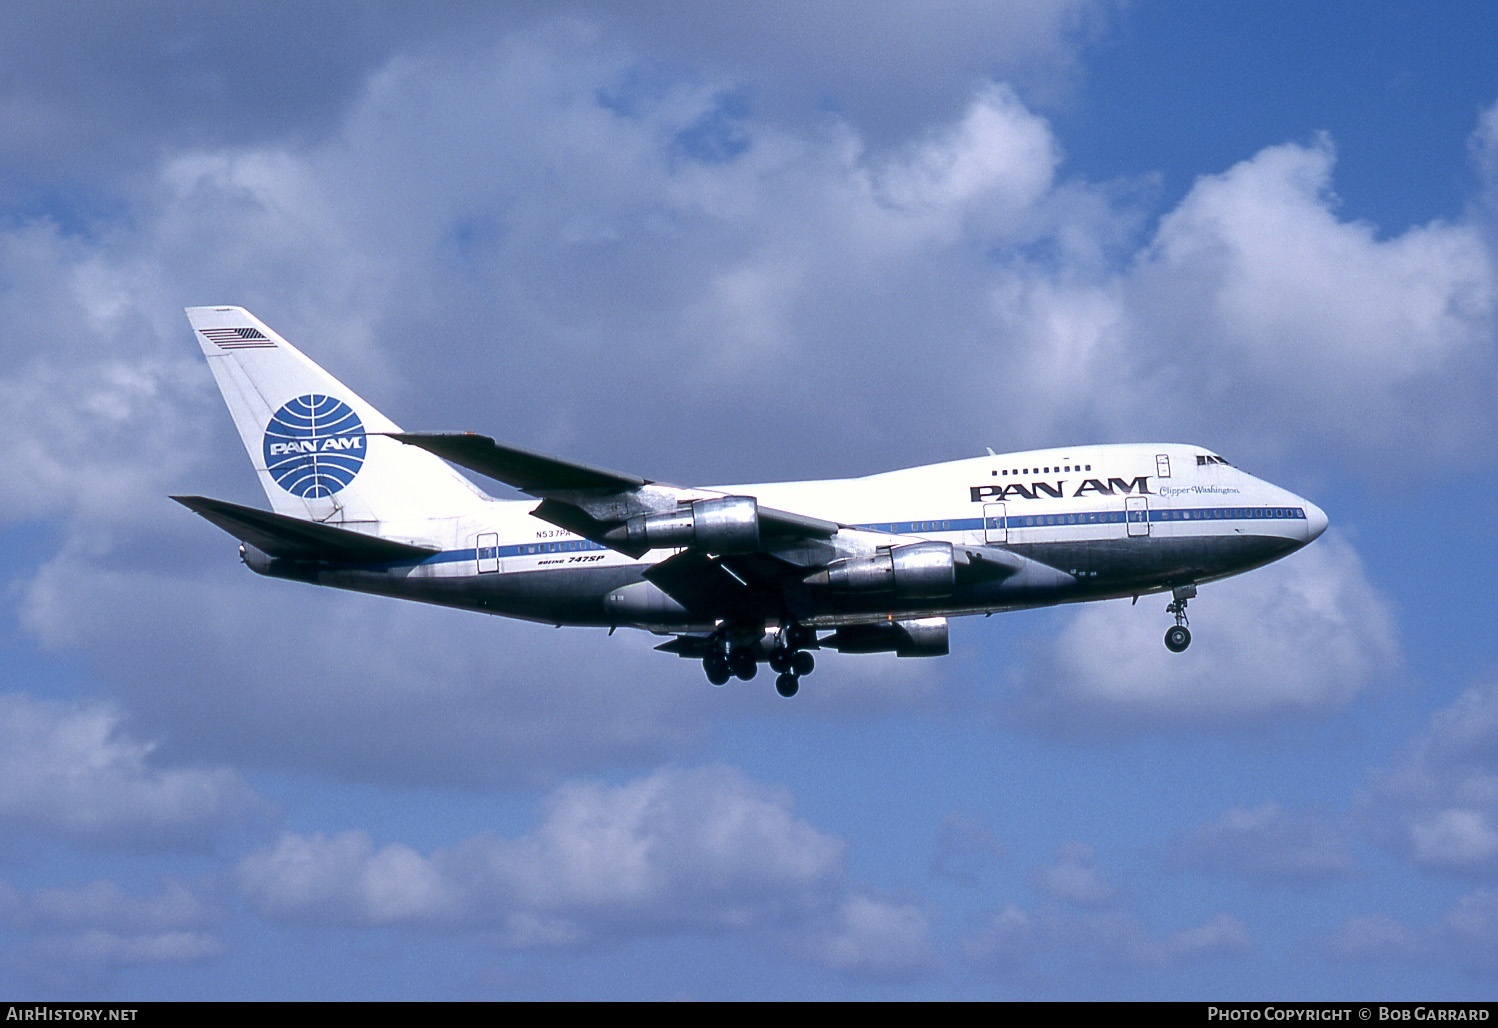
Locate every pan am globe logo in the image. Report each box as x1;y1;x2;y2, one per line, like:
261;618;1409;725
263;394;367;498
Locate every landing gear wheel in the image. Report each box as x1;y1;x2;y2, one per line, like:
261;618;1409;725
769;648;793;674
776;673;800;698
704;654;731;686
1163;584;1196;654
791;651;815;677
1164;625;1191;653
730;652;758;681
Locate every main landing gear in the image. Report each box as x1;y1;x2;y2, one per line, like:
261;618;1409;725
768;621;817;697
769;647;815;697
700;621;817;697
1164;584;1196;653
703;649;756;686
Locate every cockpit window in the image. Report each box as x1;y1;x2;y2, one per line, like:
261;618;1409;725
1196;454;1234;467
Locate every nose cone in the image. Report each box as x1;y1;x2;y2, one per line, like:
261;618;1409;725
1303;500;1329;542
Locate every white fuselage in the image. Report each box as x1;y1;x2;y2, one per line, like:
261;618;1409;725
260;442;1326;634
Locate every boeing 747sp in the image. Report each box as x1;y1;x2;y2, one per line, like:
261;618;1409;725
175;307;1328;697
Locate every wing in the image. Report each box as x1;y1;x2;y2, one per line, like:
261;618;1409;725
392;431;840;557
389;431;1050;628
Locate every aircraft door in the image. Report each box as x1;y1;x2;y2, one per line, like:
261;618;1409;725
1125;496;1150;537
983;503;1007;544
476;532;500;574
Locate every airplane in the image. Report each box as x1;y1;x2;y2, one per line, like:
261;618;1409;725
174;306;1329;698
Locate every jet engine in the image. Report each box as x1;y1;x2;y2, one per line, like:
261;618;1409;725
606;496;760;554
805;541;955;598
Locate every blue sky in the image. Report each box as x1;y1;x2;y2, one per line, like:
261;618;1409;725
1;0;1496;1000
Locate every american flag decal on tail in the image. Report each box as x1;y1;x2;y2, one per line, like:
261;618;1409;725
201;326;276;349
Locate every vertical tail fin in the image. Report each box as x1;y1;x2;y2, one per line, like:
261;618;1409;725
186;306;486;524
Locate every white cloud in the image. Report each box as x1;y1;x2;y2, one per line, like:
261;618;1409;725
29;929;222;968
873;84;1061;241
0;220;213;529
239;765;848;947
1327;889;1498;975
1120;137;1497;466
958;131;1498;471
1029;842;1117;906
962;838;1251;989
238;831;454;928
20;879;218;934
0;2;1110;198
1361;678;1498;873
1408;809;1498;869
1173;802;1358;882
1469;99;1498;206
15;559;723;784
0;877;222;983
487;765;844;927
796;893;938;982
930;810;1006;885
0;693;263;848
964;902;1250;985
1005;532;1400;735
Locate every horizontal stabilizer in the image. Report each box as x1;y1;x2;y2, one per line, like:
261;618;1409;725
172;495;439;563
390;433;647;493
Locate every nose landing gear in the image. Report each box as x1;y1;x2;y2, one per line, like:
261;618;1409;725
1164;584;1196;653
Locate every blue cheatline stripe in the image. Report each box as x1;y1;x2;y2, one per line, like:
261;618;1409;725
366;505;1306;570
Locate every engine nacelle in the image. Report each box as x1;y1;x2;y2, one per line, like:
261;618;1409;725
823;617;950;657
808;541;955;598
614;496;760;554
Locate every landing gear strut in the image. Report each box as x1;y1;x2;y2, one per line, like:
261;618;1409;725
1164;584;1196;653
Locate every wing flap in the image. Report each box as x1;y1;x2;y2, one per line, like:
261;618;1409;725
642;551;762;618
653;634;717;658
172;495;439;563
759;505;840;540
